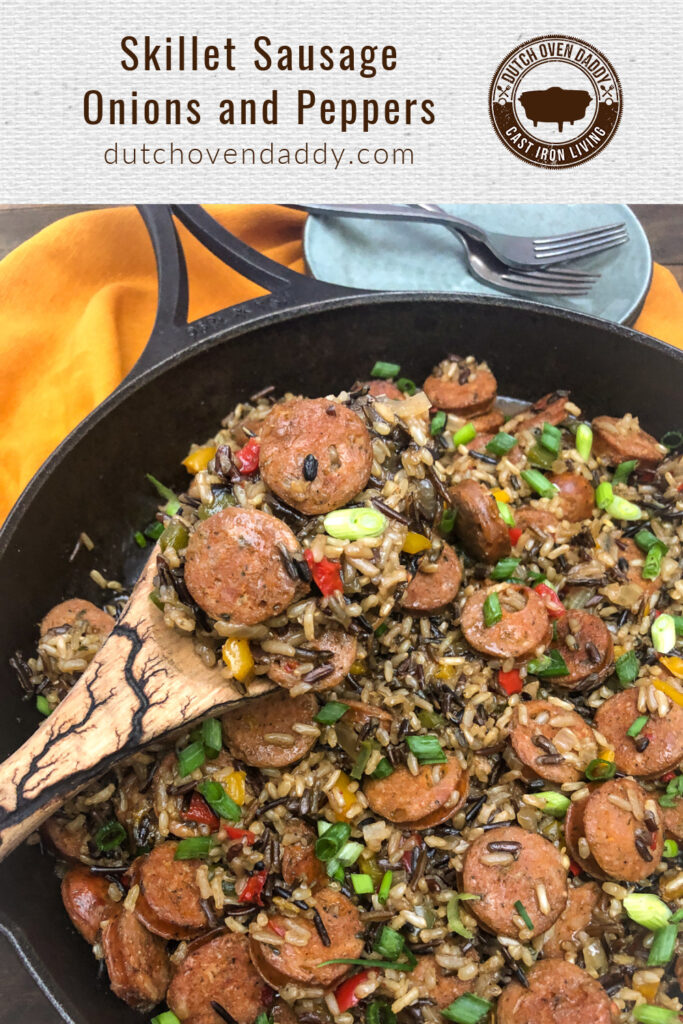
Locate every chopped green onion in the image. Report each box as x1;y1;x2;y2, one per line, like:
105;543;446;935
623;892;672;931
526;570;547;584
442;993;492;1024
521;468;557;498
647;922;677;966
576;423;593;461
197;780;241;823
152;1013;182;1024
174;836;214;860
146;473;181;515
486;432;517;458
374;622;389;638
490;557;520;581
453;423;477;447
317;955;416;972
633;1006;679;1024
134;530;147;548
201;719;222;759
439;508;457;534
535;791;570;817
36;694;51;716
675;616;683;638
616;650;640;686
635;529;660;552
396;378;417;396
323;507;386;540
373;925;404;960
627;715;649;738
670;906;683;923
661;430;683;451
430;411;446;436
663;839;679;858
351;872;375;895
149;590;164;611
144;520;165;540
514;899;533;931
351;739;374;780
371;361;400;379
527;442;556;471
378;870;393;904
367;1001;396;1024
540;422;562;455
652;614;676;654
606;494;643;521
585;758;617;782
527;649;569;678
613;459;638;484
483;592;502;627
406;734;447;765
177;741;206;777
254;1015;270;1024
446;893;480;939
315;822;351;862
94;820;126;851
372;758;394;780
496;501;515;527
660;794;678;808
643;542;668;581
315;701;349;725
595;481;614;509
160;521;189;553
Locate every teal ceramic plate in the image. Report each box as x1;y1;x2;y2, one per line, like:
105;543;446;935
303;204;651;325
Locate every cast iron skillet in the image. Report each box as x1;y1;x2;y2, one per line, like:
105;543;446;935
0;204;681;1024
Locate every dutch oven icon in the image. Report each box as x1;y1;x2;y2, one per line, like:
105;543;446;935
518;86;592;132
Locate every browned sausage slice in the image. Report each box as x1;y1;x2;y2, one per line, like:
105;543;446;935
167;932;271;1024
401;542;463;613
249;886;363;989
61;866;118;944
497;959;616;1024
510;699;598;783
423;361;497;415
509;392;571;433
266;626;357;692
280;820;326;888
449;480;511;563
409;954;475;1008
462;826;567;938
549;473;595;522
461;584;550;659
364;755;467;828
133;842;210;940
185;507;301;624
471;407;505;433
101;907;170;1012
40;598;115;637
223;691;319;767
512;506;559;540
594;686;683;778
41;814;89;862
663;797;683;841
260;398;373;515
541;882;601;957
360;379;404;400
546;611;614;690
583;777;663;881
564;791;609;881
592;415;666;468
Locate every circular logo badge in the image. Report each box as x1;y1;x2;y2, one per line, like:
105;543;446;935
489;35;622;168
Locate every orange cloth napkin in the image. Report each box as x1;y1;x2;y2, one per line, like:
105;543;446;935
0;204;681;525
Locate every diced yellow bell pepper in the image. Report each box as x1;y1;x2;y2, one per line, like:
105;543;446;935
598;748;615;763
403;531;431;554
350;658;366;676
660;655;683;680
223;770;246;805
491;488;511;503
613;644;625;659
633;979;659;1002
358;852;383;887
182;445;216;474
653;675;683;709
435;664;457;681
222;638;254;682
330;770;357;821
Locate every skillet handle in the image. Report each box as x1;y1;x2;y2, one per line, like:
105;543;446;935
128;204;357;383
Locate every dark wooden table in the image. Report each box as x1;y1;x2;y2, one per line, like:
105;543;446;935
0;202;680;1024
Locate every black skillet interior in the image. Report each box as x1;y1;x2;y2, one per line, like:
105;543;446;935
0;205;682;1024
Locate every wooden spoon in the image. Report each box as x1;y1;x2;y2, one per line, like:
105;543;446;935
0;547;272;861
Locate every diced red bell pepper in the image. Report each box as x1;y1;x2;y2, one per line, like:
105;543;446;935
224;826;256;844
661;771;676;783
568;860;582;877
498;668;523;695
534;582;566;619
678;483;683;493
268;919;286;937
304;549;343;596
238;868;268;905
508;527;523;546
335;971;370;1012
400;832;423;872
235;438;260;474
185;792;220;830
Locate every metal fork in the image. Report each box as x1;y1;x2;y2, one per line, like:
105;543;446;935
288;202;628;270
452;231;594;298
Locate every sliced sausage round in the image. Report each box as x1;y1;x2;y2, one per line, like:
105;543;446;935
401;542;463;613
266;626;357;692
583;777;663;881
663;797;683;841
461;584;550;659
497;959;616;1024
471;407;505;434
249;886;363;989
167;932;271;1024
510;699;598;784
541;882;601;957
259;398;373;515
510;392;571;434
101;907;171;1012
564;791;609;881
449;480;511;563
360;379;404;400
133;842;210;940
594;686;683;778
40;598;115;637
41;814;89;863
549;473;594;523
185;507;301;624
423;363;497;415
280;820;326;888
223;690;319;767
546;611;614;690
512;506;559;540
462;826;567;938
364;755;467;829
409;954;475;1008
592;415;666;468
61;866;118;944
